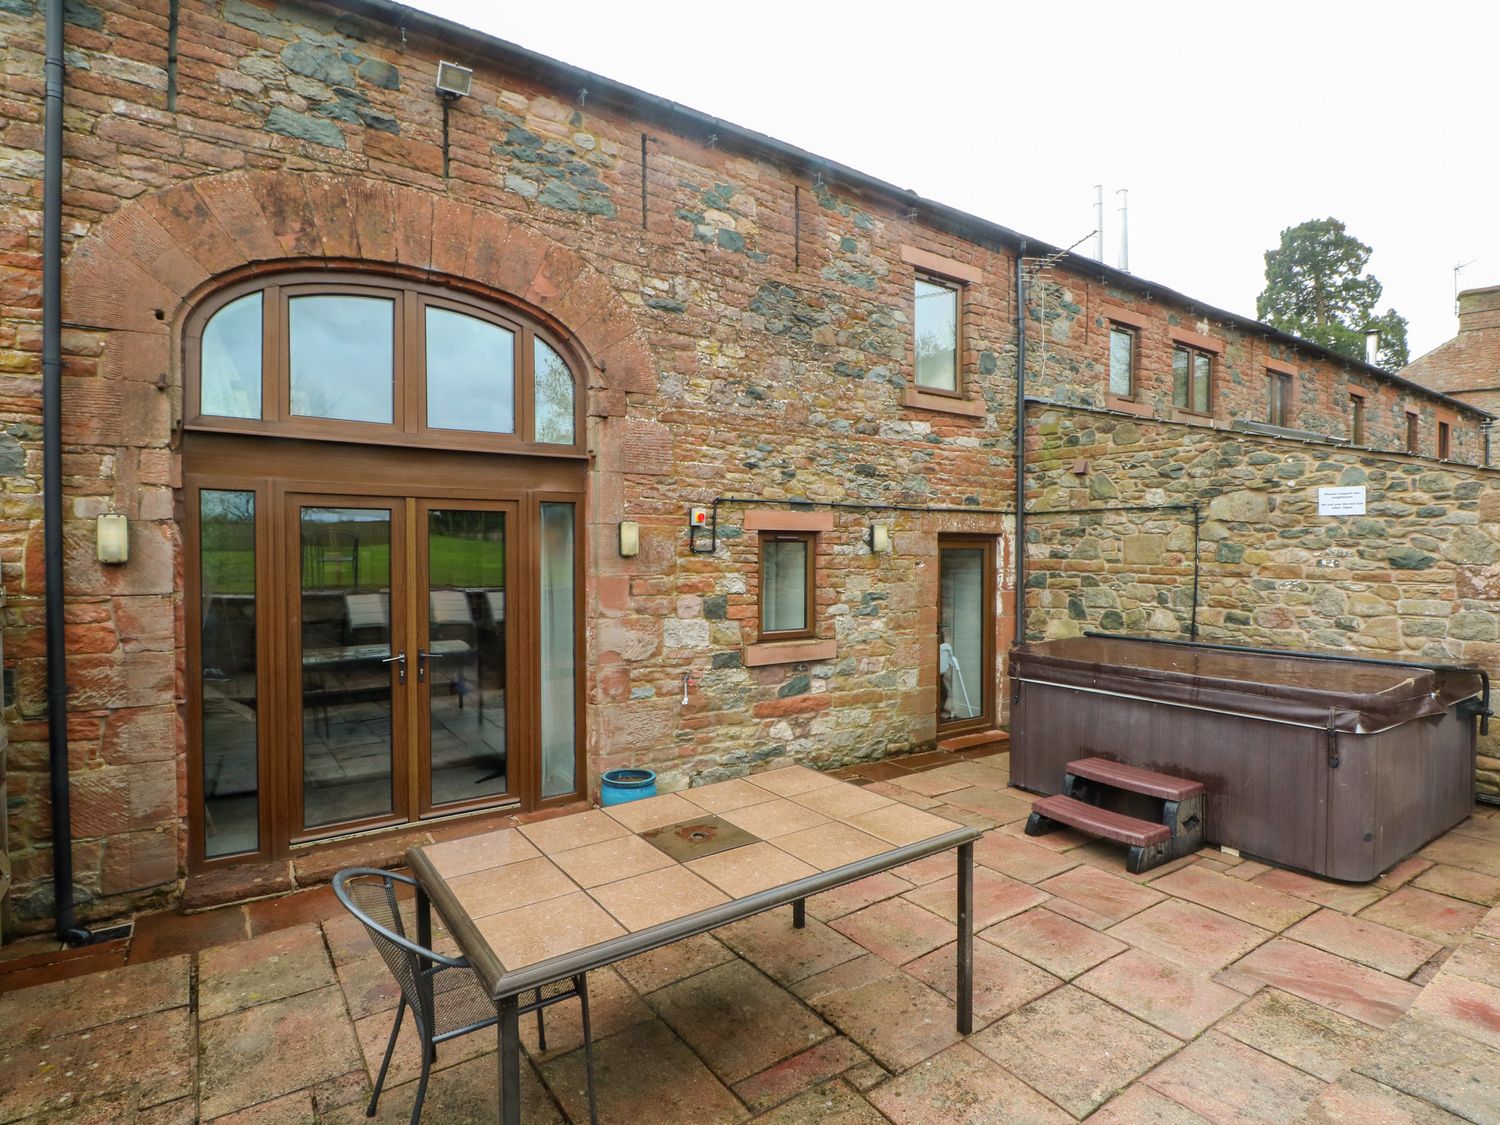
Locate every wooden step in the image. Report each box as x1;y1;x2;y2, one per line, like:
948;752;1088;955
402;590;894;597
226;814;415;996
937;729;1010;754
1067;757;1204;801
1027;794;1171;847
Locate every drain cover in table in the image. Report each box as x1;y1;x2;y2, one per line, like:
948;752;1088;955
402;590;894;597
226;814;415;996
640;814;760;861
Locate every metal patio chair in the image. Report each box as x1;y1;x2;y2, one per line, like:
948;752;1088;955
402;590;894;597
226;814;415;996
333;868;598;1125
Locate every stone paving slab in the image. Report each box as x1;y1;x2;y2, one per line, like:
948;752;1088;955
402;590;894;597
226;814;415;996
971;985;1180;1118
1141;1030;1327;1123
198;923;336;1021
1214;989;1383;1082
198;985;363;1119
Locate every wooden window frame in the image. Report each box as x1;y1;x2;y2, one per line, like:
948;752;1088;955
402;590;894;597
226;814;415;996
1437;420;1452;459
183;270;586;459
900;246;984;417
1406;411;1420;455
911;272;964;399
1108;323;1139;401
1267;371;1293;426
1172;343;1215;416
758;530;817;642
1349;390;1367;445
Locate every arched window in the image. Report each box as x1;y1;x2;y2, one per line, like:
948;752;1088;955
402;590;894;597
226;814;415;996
185;272;581;453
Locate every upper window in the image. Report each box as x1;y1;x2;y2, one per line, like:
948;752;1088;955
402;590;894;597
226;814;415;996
1108;324;1136;398
914;276;960;393
1438;420;1451;459
1172;345;1213;414
1406;412;1420;455
1267;371;1293;427
188;273;581;452
1350;393;1366;445
760;531;815;641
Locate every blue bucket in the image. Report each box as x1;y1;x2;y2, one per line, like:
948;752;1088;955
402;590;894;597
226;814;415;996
600;768;658;806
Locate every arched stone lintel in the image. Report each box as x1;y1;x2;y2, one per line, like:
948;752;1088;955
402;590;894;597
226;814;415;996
62;170;655;400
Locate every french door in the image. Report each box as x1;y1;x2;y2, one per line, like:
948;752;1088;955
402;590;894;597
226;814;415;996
937;537;996;734
287;494;516;842
187;435;585;868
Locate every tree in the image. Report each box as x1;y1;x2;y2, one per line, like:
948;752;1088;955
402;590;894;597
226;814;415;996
1256;218;1410;371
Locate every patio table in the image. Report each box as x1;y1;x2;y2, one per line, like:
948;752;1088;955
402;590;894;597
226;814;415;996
405;764;981;1123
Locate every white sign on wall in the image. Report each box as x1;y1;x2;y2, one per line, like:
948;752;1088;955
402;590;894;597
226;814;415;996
1318;486;1367;516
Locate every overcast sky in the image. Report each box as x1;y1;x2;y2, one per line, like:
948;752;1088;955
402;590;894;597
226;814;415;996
402;0;1497;361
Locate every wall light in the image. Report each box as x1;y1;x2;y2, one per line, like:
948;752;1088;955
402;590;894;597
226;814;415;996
435;61;474;100
869;522;892;555
96;513;129;565
618;520;640;558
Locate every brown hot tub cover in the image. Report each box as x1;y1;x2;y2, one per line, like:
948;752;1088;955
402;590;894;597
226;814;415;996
1008;636;1483;735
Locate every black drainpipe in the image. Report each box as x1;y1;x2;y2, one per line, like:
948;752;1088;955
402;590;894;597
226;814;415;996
1013;241;1027;644
43;0;88;944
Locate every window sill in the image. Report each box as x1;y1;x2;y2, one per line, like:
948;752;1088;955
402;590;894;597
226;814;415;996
743;638;837;667
901;387;985;418
1106;395;1154;418
1169;408;1221;429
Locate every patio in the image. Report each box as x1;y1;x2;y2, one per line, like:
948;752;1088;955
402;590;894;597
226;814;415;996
2;743;1498;1124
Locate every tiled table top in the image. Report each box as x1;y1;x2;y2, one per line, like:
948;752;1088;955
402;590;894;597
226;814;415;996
409;765;972;993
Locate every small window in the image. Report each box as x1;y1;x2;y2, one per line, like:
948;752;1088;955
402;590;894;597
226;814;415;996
760;532;814;640
534;338;576;445
289;294;395;423
425;307;515;434
1350;394;1366;445
1108;325;1136;398
200;292;263;418
914;276;959;393
1172;345;1213;414
1267;372;1293;427
1438;421;1451;459
1406;412;1420;455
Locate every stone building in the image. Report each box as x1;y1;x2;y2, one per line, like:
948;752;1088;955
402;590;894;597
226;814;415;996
0;0;1494;934
1402;284;1500;421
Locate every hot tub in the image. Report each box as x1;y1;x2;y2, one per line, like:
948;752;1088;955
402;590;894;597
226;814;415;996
1008;636;1486;881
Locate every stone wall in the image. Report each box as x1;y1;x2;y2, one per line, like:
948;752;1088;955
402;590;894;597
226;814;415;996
1023;270;1486;463
0;0;1488;927
1022;403;1500;796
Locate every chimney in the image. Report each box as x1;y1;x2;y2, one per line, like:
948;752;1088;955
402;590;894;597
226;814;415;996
1116;188;1129;272
1457;284;1500;334
1365;329;1380;365
1093;185;1104;262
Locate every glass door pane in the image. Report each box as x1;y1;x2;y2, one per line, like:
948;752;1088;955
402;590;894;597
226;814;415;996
421;506;509;808
297;503;399;830
199;489;259;858
939;544;990;728
540;503;577;799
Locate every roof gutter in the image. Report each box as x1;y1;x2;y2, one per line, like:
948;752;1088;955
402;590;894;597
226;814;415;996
346;0;1491;422
43;0;89;945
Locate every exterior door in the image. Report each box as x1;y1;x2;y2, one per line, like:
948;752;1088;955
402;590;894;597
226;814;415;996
416;500;515;815
288;494;410;840
286;494;520;842
937;538;996;734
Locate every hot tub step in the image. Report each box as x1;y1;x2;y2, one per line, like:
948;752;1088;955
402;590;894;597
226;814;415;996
1066;756;1204;801
1027;794;1171;847
1026;787;1197;875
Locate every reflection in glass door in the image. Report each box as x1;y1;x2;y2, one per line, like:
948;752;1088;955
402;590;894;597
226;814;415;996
296;501;403;832
938;540;994;732
420;505;510;809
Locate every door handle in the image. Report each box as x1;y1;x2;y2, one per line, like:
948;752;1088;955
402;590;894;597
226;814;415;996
416;649;447;683
381;651;407;684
